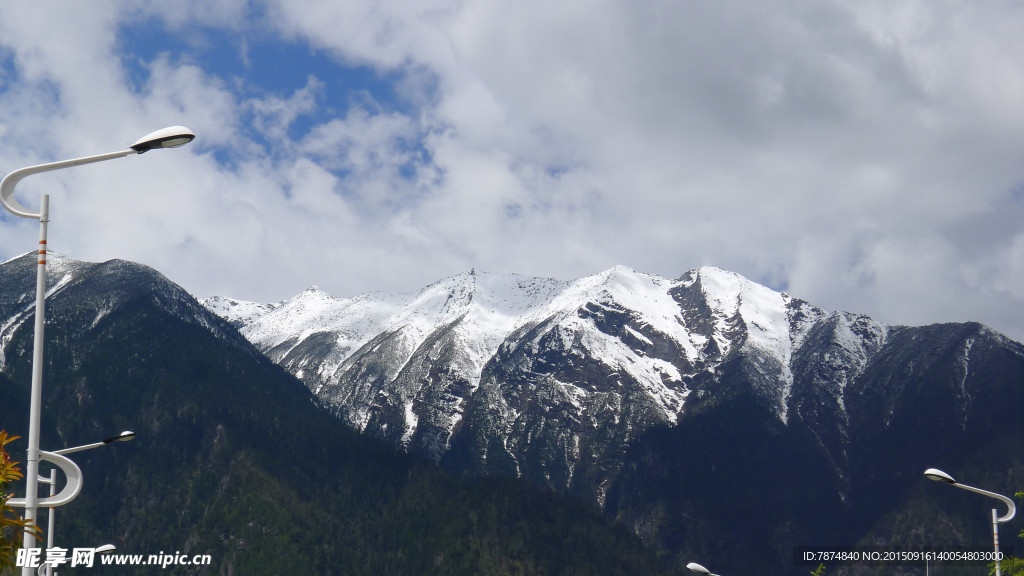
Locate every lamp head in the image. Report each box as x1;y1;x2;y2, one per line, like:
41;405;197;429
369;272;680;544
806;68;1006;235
924;468;956;484
93;544;116;555
103;430;137;444
130;126;195;153
687;563;713;575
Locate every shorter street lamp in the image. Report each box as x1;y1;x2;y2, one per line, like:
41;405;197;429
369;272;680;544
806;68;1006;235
924;468;1017;576
686;562;722;576
13;432;136;576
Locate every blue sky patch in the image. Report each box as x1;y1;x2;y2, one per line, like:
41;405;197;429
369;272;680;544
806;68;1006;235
116;18;409;147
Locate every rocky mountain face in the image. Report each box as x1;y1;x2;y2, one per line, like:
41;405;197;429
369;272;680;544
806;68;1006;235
205;264;1024;574
205;266;814;496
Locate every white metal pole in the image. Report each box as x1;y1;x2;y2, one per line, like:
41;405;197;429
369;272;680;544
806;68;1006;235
993;508;1001;576
22;195;49;576
45;470;56;576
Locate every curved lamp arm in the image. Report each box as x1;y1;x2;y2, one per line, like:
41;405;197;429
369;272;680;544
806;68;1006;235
924;468;1016;523
0;150;138;219
6;451;83;508
952;483;1016;523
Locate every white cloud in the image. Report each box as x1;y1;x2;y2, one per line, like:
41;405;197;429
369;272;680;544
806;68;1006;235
301;106;417;177
2;1;1024;342
246;76;323;151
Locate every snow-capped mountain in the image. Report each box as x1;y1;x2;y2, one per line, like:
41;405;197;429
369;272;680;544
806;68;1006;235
204;263;1011;509
0;253;243;372
204;270;569;447
4;253;1021;575
207;268;781;441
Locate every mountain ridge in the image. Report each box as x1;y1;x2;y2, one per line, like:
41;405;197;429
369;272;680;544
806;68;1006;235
203;264;892;427
201;263;1020;504
4;253;1021;575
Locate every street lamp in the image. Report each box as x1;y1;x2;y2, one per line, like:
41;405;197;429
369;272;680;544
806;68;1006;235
686;562;722;576
40;432;136;576
1;127;194;576
10;431;136;575
924;467;1017;576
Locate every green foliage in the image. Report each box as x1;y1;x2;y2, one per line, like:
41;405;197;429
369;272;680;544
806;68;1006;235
1;431;40;575
0;430;19;574
809;563;827;576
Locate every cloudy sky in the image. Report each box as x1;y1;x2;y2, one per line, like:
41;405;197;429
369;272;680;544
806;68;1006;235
2;1;1024;341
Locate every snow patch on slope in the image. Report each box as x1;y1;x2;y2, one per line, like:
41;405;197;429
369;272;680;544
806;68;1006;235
693;267;798;421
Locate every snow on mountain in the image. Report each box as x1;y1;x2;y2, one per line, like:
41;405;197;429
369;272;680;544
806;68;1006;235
202;264;861;494
691;266;793;359
0;253;96;369
0;253;248;368
208;262;1021;512
682;266;816;422
202;295;281;329
205;272;564;387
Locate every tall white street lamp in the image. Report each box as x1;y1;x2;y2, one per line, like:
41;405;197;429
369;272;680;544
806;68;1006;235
1;127;194;576
924;467;1017;576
